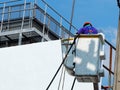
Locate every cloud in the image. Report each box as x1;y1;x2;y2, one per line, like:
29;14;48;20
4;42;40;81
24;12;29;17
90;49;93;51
99;27;117;46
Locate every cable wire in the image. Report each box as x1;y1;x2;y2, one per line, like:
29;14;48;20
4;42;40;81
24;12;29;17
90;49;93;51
71;78;76;90
46;35;79;90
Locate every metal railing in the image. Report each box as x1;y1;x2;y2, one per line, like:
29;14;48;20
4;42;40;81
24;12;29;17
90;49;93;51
102;39;116;90
0;0;78;39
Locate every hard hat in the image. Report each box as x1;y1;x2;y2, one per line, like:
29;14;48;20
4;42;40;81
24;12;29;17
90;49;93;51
83;22;92;27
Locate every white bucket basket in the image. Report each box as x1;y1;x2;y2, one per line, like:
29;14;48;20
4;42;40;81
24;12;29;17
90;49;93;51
63;34;105;83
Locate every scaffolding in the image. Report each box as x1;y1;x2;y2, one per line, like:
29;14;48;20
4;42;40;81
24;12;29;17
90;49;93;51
0;0;77;47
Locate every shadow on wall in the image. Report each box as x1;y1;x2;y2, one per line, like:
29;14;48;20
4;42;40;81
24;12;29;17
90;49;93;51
63;38;103;80
75;39;99;75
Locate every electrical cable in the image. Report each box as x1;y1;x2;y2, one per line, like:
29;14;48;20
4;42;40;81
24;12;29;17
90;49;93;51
46;35;79;90
105;39;116;50
70;39;77;90
71;78;76;90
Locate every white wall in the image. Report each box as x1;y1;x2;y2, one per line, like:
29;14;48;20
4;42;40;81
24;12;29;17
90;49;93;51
0;40;94;90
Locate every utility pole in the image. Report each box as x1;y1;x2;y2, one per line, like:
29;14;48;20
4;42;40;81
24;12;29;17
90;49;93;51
113;0;120;90
68;0;75;38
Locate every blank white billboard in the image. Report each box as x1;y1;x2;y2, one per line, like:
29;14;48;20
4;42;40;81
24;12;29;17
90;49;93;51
0;40;94;90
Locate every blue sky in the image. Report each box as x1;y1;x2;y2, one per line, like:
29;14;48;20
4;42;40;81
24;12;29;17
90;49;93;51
44;0;118;46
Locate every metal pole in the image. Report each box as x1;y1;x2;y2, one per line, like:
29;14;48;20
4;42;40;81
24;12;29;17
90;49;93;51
0;3;5;33
8;5;11;31
68;0;76;38
113;2;120;90
60;17;62;38
18;0;26;45
108;47;112;90
42;4;47;42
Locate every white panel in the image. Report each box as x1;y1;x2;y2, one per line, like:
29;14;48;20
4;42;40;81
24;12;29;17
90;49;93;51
0;40;94;90
0;40;62;90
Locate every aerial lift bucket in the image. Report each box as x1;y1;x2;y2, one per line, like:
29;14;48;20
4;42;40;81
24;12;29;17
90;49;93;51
62;34;105;83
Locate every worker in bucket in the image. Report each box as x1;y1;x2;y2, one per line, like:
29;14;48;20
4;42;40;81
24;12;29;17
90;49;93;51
76;22;98;34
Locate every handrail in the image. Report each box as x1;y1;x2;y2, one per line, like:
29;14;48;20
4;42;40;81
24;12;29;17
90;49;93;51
103;39;116;89
41;0;78;32
0;0;22;4
104;39;115;76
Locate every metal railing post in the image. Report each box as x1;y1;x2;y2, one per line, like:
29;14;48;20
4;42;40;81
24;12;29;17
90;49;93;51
108;46;112;90
42;4;47;42
8;6;11;31
60;17;62;38
18;0;26;45
1;3;5;33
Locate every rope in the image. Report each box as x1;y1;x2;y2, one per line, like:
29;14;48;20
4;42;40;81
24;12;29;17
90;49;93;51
46;35;79;90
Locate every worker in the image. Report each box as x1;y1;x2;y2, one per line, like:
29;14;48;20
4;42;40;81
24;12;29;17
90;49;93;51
76;22;98;34
73;22;99;67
